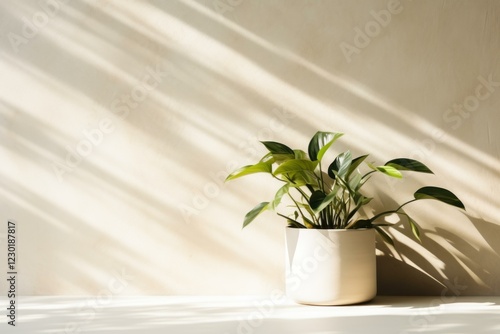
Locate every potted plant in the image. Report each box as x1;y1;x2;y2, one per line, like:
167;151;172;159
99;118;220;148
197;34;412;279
226;131;465;305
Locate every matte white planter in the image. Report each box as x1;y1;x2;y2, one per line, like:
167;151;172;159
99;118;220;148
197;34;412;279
285;227;376;305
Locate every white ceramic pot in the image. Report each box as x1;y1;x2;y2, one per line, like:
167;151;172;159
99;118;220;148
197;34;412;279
285;227;376;305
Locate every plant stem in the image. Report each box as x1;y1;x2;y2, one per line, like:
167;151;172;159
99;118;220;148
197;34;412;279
318;162;324;192
272;174;288;183
287;193;311;226
345;192;352;228
361;170;376;181
295;187;310;202
369;199;418;223
276;212;289;220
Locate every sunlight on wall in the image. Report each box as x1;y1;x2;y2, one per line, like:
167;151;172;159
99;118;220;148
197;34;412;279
0;0;499;296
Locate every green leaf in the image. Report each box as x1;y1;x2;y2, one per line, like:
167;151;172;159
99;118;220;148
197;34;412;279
347;154;369;178
302;216;316;228
225;161;272;181
259;142;295;164
290;173;319;187
385;158;433;174
376;165;403;178
348;173;363;192
243;202;270;228
375;226;394;246
269;184;290;210
356;195;373;206
408;216;421;243
273;159;318;176
328;151;352;179
414;186;465;210
349;219;372;229
293;150;308;159
345;194;372;224
296;202;316;218
345;202;361;224
259;152;274;163
261;141;295;155
308;131;343;162
309;188;340;213
309;190;326;210
287;219;306;228
271;154;295;164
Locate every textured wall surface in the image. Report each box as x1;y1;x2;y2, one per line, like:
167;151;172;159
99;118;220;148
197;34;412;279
0;0;499;296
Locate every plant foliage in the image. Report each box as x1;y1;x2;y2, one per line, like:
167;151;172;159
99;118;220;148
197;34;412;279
226;131;465;243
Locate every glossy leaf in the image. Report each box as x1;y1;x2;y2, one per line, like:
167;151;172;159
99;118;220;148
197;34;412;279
260;142;295;163
345;195;372;225
349;219;372;229
414;186;465;210
259;152;274;163
302;216;316;229
308;131;343;162
293;150;308;159
356;195;373;206
328;151;352;179
309;188;341;213
282;172;317;187
385;158;433;174
269;154;295;164
261;141;294;155
408;216;421;243
296;202;316;219
345;202;361;224
226;161;272;181
287;219;306;228
347;154;369;178
273;159;318;176
376;165;403;178
260;141;294;155
309;190;326;211
269;184;290;210
243;202;269;228
348;173;363;192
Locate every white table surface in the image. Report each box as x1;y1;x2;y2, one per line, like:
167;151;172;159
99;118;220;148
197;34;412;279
1;296;500;333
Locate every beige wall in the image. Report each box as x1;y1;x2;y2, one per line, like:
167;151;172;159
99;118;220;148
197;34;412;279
0;0;499;296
